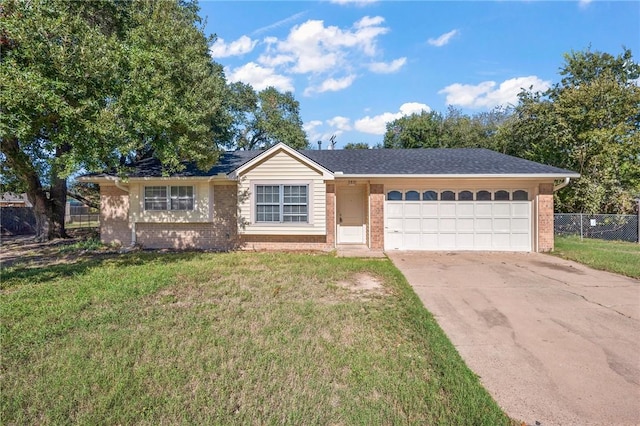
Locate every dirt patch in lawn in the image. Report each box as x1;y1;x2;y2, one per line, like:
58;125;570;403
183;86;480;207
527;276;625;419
0;229;114;269
337;272;386;298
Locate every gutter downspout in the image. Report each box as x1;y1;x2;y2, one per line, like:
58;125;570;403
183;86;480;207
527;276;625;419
108;177;135;246
553;177;571;192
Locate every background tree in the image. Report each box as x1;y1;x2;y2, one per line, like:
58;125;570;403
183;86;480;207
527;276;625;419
502;48;640;213
0;0;230;240
343;142;370;149
383;111;444;148
383;108;509;150
227;83;308;150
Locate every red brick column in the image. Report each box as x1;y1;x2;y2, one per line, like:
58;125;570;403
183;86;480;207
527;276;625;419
369;184;384;250
537;183;554;252
100;185;131;246
326;183;335;247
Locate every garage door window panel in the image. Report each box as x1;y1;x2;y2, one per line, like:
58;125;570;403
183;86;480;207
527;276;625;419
513;190;529;201
441;191;456;201
405;190;420;201
459;190;474;201
495;190;510;201
387;191;402;201
423;191;438;201
477;190;492;201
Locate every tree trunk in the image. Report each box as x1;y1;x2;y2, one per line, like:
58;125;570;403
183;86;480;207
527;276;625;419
1;137;67;241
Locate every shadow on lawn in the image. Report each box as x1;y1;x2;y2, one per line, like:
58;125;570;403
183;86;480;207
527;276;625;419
1;251;205;289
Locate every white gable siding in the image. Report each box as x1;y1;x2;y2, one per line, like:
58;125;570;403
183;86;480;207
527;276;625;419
238;151;327;235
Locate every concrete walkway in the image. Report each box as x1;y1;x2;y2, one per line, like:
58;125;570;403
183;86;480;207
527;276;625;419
388;251;640;426
335;245;386;258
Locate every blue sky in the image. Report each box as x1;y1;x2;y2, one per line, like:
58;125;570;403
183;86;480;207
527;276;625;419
200;1;639;148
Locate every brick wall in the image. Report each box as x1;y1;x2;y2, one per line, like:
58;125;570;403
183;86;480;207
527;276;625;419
238;234;331;251
136;184;239;250
369;184;384;249
326;183;335;247
100;185;132;246
537;183;554;252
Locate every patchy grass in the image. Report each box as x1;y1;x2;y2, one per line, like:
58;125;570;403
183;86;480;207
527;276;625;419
553;235;640;279
1;251;510;425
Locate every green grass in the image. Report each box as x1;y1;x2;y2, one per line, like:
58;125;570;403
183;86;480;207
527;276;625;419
553;235;640;279
1;252;510;425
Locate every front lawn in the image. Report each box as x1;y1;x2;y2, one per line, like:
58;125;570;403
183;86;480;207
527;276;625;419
553;235;640;279
1;250;509;425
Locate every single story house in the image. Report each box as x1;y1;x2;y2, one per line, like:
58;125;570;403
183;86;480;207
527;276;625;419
80;143;579;252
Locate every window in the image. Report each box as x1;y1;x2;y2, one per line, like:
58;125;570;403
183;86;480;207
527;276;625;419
170;186;194;210
495;190;510;201
144;186;194;211
459;190;474;201
387;190;402;201
423;191;438;201
476;190;492;201
256;184;308;223
513;190;529;201
405;190;420;201
441;191;455;201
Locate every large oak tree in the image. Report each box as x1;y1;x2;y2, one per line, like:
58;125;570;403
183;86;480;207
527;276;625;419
1;0;230;240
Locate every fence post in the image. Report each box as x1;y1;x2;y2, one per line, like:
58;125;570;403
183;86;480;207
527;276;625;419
580;213;583;240
637;199;639;244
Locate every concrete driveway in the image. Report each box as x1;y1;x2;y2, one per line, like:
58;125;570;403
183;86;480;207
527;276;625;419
388;251;640;426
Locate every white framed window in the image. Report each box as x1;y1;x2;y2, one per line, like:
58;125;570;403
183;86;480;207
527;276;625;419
255;184;308;223
170;186;194;210
144;186;194;211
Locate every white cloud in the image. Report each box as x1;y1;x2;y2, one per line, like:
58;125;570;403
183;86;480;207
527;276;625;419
578;0;592;9
330;0;378;5
303;120;323;134
427;29;459;47
304;75;357;96
257;53;294;67
368;57;407;74
354;102;430;135
209;35;257;58
261;16;389;75
438;76;551;108
251;11;307;35
327;116;352;131
354;16;385;28
227;62;294;92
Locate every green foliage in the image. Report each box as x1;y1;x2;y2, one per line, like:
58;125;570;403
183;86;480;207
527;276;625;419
0;0;230;238
503;48;640;213
343;142;370;149
227;83;308;150
383;107;510;150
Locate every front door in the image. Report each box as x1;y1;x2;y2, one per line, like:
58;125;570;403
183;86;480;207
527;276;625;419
337;186;366;244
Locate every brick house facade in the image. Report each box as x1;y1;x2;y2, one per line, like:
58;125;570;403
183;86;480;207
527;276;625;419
87;143;578;253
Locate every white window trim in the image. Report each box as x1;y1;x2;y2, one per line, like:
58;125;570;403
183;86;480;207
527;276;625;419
143;185;195;211
250;180;314;226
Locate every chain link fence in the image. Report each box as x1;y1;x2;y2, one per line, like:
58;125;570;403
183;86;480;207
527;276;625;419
555;213;639;243
66;205;99;229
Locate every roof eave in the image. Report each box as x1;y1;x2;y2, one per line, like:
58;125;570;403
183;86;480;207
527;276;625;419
335;173;581;179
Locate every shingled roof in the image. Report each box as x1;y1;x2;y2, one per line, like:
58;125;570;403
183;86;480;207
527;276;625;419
89;147;578;178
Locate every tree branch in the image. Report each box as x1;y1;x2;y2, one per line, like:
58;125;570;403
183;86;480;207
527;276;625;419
67;191;100;210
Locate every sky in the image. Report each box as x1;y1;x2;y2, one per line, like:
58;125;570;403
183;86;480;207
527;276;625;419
199;1;639;148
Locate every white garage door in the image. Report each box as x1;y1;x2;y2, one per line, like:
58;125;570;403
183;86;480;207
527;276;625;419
385;193;531;251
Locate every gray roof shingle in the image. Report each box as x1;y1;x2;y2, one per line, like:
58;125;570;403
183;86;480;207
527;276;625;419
88;147;578;178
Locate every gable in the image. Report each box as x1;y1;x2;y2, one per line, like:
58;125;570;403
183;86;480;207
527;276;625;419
239;150;324;180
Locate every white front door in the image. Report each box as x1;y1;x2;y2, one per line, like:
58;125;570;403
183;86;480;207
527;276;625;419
337;186;366;244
